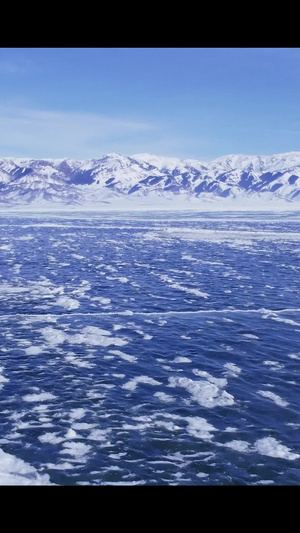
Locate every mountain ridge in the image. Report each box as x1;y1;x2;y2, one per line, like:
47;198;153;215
0;151;300;206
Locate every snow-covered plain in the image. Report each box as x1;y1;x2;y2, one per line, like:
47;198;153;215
0;209;300;485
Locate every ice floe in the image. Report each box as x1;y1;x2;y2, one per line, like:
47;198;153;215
0;448;53;485
168;375;235;408
257;390;289;408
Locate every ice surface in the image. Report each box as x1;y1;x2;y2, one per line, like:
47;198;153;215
0;448;52;485
254;438;300;460
0;211;300;485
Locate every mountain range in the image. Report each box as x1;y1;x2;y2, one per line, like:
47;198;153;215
1;151;300;207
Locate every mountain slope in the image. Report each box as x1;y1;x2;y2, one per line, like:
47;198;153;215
0;151;300;206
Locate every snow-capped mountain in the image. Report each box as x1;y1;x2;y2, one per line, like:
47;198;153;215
0;151;300;207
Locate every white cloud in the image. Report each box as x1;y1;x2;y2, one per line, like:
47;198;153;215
0;105;155;159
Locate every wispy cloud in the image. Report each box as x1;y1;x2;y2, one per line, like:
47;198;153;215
0;105;155;158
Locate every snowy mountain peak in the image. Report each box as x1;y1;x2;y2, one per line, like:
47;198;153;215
0;151;300;206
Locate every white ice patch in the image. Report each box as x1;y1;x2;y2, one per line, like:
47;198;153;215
65;429;78;440
271;316;300;327
22;392;57;402
71;423;96;430
257;390;289;408
44;462;77;470
122;376;162;391
240;333;259;339
154;392;175;403
64;354;94;369
88;429;111;446
123;413;181;433
287;353;300;360
173;356;191;363
186;417;217;440
168;375;234;408
38;432;65;445
69;408;86;420
263;360;284;371
224;440;251;452
163;227;300;243
17;235;34;241
24;346;44;355
255;480;275;485
152;271;209;298
55;296;80;310
254;437;300;460
40;326;128;348
60;441;91;460
192;369;228;388
13;263;22;274
0;366;9;390
91;297;111;305
108;350;137;363
39;327;66;346
0;448;52;485
169;282;209;299
223;363;242;378
181;254;197;261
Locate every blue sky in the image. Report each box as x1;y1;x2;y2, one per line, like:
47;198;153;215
0;47;299;161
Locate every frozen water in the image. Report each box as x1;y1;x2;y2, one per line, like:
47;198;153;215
0;210;299;485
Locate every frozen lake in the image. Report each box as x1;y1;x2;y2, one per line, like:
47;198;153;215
0;210;299;485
